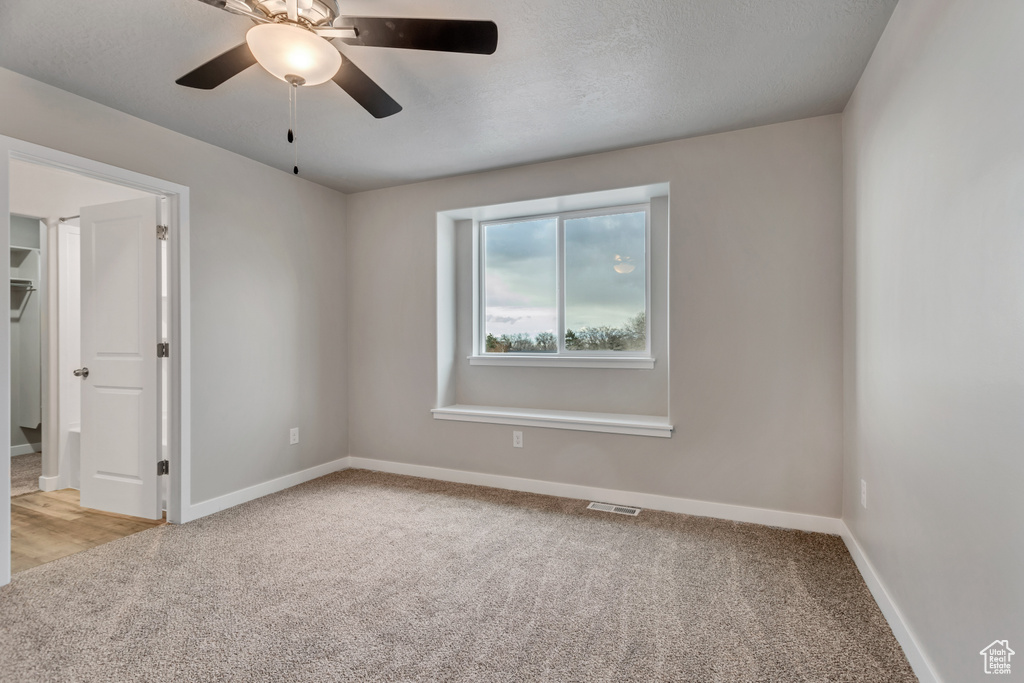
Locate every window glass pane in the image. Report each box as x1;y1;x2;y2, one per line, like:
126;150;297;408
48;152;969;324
564;211;646;352
484;218;557;353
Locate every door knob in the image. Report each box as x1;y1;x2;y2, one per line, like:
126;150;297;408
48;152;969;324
73;367;89;378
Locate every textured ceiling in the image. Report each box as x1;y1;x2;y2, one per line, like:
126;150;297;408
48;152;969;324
0;0;896;193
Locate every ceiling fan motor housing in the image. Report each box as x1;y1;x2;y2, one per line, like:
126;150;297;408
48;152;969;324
243;0;339;26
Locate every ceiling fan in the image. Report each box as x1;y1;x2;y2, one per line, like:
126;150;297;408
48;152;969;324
177;0;499;119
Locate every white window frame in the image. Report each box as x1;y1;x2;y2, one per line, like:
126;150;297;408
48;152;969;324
471;203;653;369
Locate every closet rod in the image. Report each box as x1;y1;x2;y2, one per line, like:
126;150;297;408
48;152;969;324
58;215;79;223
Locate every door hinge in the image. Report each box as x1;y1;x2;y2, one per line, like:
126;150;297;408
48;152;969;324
157;342;169;358
157;225;169;240
157;460;169;476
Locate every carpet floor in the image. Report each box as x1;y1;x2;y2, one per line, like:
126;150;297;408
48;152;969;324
0;470;916;682
10;452;41;497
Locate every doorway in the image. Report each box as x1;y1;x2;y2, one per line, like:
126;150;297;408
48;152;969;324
1;137;191;586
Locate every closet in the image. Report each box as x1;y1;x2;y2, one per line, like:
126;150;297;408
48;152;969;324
10;215;43;456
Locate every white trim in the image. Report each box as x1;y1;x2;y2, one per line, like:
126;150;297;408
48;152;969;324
181;457;349;522
166;189;190;525
1;151;9;586
43;217;60;501
10;443;42;457
431;404;674;438
840;524;942;683
346;456;842;534
38;474;62;492
468;355;655;369
439;182;671;222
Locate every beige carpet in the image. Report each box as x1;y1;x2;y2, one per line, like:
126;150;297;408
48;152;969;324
0;470;916;682
10;452;41;497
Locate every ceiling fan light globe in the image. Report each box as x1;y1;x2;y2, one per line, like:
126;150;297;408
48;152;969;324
246;23;341;86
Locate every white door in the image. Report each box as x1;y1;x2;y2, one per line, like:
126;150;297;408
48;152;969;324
58;221;82;489
78;197;162;519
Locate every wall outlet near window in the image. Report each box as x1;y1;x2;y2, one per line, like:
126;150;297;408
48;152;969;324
290;427;299;445
513;430;523;448
861;479;867;509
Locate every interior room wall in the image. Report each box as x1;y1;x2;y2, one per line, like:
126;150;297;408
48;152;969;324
0;66;349;505
10;161;152;217
346;114;844;517
843;1;1024;680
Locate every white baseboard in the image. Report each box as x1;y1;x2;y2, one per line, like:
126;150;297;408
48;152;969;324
345;456;844;534
181;456;349;523
11;443;42;457
840;524;941;683
38;474;63;492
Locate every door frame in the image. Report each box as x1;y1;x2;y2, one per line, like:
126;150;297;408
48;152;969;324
1;135;191;586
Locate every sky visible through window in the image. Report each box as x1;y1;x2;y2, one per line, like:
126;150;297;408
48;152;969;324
484;218;556;340
484;211;646;351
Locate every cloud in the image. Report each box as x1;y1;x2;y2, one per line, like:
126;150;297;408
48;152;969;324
484;306;556;338
485;210;647;330
486;314;523;325
484;219;555;265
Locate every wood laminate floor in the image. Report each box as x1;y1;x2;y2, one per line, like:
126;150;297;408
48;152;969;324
11;489;165;573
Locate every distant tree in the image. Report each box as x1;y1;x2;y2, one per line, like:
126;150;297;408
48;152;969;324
535;331;556;352
486;333;510;353
564;311;645;352
507;333;536;352
564;328;581;350
489;316;643;354
626;311;646;341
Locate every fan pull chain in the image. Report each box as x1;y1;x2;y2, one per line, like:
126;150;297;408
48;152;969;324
287;82;294;144
285;75;305;175
292;81;299;175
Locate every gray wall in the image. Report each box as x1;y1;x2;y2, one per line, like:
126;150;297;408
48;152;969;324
347;114;844;517
843;1;1024;680
0;66;349;504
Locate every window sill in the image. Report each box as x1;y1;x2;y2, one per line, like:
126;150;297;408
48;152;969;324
431;404;673;438
467;355;655;369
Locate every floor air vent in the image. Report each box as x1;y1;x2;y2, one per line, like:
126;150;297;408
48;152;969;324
587;502;641;516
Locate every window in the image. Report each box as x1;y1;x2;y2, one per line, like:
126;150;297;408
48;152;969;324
477;204;650;362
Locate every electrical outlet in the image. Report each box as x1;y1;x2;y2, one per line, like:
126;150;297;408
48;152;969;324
513;430;523;448
861;479;867;509
290;427;299;445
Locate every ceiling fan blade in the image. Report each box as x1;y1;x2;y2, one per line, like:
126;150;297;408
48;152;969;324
340;17;498;55
193;0;270;23
331;56;402;119
176;43;257;90
313;27;357;38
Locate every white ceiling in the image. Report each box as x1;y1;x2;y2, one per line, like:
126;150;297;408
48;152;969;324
0;0;896;193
